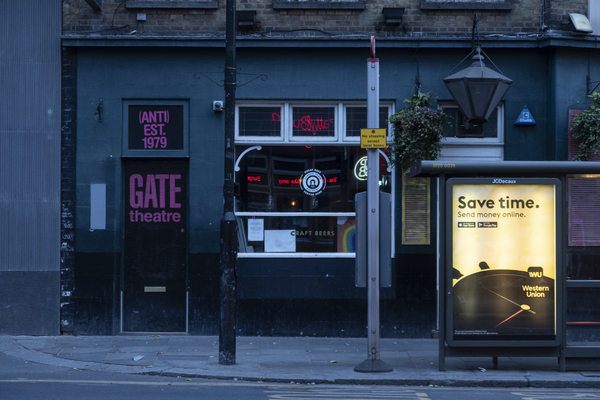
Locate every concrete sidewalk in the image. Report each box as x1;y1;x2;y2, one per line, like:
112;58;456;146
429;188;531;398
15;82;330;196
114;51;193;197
1;335;599;388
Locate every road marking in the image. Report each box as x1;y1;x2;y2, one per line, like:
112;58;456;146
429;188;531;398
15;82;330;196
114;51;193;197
511;392;600;400
266;386;430;400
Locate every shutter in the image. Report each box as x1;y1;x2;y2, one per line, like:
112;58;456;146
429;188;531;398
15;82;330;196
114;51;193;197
568;178;600;246
402;177;430;245
567;109;600;246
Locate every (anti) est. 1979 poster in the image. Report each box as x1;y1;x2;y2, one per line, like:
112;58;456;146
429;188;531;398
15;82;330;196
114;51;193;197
449;178;558;342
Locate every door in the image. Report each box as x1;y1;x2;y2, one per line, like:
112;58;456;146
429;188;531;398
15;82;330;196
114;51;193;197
122;158;188;332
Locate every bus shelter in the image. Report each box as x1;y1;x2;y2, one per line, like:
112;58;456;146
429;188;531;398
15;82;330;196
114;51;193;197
413;161;600;372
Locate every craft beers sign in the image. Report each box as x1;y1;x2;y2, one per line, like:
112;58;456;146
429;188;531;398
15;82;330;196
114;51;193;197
447;178;560;345
128;105;184;150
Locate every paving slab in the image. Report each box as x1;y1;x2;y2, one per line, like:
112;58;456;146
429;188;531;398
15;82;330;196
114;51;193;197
1;335;599;388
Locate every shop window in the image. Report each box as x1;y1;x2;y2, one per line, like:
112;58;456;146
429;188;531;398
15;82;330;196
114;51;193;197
567;109;600;246
290;106;337;140
235;101;394;257
237;106;283;139
344;106;390;138
437;102;504;161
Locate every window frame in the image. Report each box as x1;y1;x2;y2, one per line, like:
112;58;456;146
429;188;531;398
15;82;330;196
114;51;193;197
235;101;395;258
235;101;394;145
437;101;505;162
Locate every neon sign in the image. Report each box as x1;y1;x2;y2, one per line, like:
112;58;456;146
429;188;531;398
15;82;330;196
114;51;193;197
354;156;368;181
272;108;336;137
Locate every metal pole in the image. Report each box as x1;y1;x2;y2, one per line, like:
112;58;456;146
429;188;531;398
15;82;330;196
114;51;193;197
367;55;380;363
355;37;392;372
219;0;237;365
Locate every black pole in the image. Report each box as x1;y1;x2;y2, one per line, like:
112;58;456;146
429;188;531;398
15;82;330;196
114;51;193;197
219;0;237;365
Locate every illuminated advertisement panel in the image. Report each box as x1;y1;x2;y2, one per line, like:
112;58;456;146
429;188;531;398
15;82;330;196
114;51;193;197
446;178;561;346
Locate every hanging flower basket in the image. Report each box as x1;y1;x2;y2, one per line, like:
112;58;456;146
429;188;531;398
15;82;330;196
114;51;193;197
571;91;600;161
388;93;447;176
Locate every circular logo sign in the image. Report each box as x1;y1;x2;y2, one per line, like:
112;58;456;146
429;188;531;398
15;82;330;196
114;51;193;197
300;168;326;196
354;156;368;181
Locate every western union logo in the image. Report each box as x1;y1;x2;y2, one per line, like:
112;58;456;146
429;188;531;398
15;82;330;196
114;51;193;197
458;222;475;228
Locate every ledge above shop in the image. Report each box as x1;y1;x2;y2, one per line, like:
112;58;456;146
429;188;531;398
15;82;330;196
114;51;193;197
60;33;600;49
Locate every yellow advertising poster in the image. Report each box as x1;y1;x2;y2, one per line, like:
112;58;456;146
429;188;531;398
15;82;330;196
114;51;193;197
450;180;557;340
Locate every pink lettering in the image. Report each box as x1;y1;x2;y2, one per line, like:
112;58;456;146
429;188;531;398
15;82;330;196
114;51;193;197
144;175;158;208
141;111;168;124
129;173;182;210
170;174;182;208
155;174;169;208
128;210;182;223
291;115;335;135
129;174;144;208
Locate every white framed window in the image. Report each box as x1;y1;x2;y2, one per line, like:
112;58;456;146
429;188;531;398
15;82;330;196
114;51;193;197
236;104;284;142
235;101;395;258
437;101;505;161
236;101;394;145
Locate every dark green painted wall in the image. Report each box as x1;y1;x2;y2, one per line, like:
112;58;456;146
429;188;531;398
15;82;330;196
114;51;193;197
70;44;599;336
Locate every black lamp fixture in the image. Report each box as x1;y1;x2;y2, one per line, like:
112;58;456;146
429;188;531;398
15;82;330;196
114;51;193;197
443;14;512;125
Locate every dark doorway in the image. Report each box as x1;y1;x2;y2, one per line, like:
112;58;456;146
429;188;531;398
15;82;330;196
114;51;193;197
122;158;188;332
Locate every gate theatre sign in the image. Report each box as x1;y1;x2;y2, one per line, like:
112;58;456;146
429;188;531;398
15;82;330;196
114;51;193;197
447;178;560;345
128;105;184;150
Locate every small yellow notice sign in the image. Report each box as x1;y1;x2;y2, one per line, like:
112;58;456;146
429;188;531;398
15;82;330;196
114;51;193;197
360;129;387;148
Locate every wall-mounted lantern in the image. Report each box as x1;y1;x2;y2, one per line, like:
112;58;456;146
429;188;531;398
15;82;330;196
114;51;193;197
443;14;512;124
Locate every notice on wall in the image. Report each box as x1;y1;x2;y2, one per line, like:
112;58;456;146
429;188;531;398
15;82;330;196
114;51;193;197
248;219;264;241
264;230;296;252
449;178;558;341
128;105;184;150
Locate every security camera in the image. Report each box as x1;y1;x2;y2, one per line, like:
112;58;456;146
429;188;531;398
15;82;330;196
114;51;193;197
213;101;224;112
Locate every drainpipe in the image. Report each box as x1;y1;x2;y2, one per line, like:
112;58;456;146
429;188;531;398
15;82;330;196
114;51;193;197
219;0;237;365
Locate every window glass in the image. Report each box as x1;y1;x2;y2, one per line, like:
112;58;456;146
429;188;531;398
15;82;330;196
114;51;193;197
345;107;389;137
291;107;336;137
236;146;391;213
238;106;282;137
442;107;498;138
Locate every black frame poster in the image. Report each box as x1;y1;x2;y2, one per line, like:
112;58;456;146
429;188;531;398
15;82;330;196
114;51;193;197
446;177;562;347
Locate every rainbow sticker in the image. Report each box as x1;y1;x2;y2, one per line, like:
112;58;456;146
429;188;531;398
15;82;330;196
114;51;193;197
337;217;356;253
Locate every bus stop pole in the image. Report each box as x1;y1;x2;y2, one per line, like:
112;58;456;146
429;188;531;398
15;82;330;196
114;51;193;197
355;37;393;372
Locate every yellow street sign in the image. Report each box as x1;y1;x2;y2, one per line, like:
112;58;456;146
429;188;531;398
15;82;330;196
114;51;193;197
360;128;386;148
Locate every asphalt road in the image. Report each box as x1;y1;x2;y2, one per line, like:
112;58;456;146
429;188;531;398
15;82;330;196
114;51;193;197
2;352;600;400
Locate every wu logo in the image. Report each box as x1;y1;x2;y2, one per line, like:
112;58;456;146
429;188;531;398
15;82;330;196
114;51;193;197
527;266;544;280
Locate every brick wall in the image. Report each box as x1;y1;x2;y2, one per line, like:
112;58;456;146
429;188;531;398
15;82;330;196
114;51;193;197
63;0;587;36
546;0;588;31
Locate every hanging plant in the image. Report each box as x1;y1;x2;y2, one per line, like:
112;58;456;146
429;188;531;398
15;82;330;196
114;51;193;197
571;91;600;161
388;93;447;176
